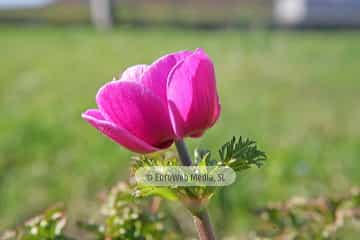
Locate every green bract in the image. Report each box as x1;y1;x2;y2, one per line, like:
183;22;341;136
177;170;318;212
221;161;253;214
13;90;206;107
132;136;267;214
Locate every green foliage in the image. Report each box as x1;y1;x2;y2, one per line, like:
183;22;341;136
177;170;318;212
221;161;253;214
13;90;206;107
0;183;181;240
131;137;267;215
132;151;180;169
131;150;216;213
131;151;180;201
253;188;360;240
78;182;179;240
1;181;358;240
218;136;266;171
0;206;73;240
194;149;217;167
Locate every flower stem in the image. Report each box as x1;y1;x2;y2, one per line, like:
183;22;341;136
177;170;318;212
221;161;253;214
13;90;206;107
193;209;216;240
174;139;216;240
174;140;192;166
149;197;161;214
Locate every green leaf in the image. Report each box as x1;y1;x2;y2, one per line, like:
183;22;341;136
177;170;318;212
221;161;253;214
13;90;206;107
194;148;217;166
133;185;178;201
218;136;267;172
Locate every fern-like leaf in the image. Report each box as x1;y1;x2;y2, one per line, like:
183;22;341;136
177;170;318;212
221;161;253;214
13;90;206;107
218;136;267;172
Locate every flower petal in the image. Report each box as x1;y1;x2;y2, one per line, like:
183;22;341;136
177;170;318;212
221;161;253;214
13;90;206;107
82;109;158;153
96;81;174;148
119;64;148;83
167;48;220;138
140;50;193;104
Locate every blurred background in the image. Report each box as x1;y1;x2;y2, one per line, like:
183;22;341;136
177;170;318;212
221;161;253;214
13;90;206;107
0;0;359;238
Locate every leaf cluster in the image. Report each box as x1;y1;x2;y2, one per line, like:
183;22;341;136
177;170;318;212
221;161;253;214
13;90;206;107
78;182;178;240
253;187;360;239
131;151;216;213
1;184;179;240
131;137;267;211
0;205;73;240
218;136;266;171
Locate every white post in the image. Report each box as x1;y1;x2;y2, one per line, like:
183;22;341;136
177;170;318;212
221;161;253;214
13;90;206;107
90;0;115;31
274;0;306;26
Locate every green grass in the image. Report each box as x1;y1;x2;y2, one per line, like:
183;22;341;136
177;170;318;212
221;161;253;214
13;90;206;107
0;26;359;237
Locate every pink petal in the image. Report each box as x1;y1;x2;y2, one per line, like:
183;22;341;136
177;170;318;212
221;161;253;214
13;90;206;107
96;81;174;148
167;48;221;138
140;50;193;104
82;109;158;153
119;64;148;83
210;96;221;126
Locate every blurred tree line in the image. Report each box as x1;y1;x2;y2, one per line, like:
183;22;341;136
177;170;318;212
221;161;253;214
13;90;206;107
0;0;272;29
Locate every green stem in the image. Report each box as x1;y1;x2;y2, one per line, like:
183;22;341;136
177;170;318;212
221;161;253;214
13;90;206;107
193;209;216;240
174;139;216;240
174;140;192;166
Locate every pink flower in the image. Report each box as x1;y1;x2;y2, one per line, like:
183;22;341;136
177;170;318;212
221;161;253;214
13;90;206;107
82;49;220;153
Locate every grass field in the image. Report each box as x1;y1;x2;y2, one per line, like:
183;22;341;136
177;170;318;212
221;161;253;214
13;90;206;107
0;26;360;237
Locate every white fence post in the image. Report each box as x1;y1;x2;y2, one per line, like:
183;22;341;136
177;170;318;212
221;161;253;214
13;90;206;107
274;0;360;27
274;0;306;26
90;0;115;30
